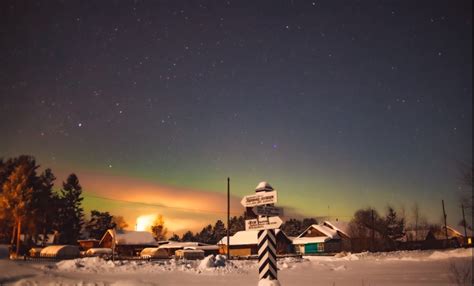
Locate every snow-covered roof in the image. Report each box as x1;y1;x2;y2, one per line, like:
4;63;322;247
40;245;80;257
297;224;340;240
101;230;157;246
255;181;274;192
292;236;330;244
217;229;286;246
323;221;351;238
86;248;112;255
159;242;209;249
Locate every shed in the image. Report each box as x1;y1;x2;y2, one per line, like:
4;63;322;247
40;245;80;258
175;249;205;260
85;248;112;257
217;229;293;257
140;247;169;259
99;229;158;257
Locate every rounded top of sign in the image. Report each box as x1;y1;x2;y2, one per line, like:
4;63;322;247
255;181;274;192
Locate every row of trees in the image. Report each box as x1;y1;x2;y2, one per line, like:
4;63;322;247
0;156;84;256
0;155;131;256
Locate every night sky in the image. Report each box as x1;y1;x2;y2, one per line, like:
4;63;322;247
1;1;472;233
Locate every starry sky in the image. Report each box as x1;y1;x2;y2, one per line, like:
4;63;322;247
0;1;472;233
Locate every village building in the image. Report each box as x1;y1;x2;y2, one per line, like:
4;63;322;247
39;245;80;259
158;241;219;257
397;225;470;250
322;220;353;251
77;239;100;251
293;224;342;254
99;229;158;257
217;229;293;257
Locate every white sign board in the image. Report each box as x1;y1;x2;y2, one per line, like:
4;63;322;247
241;191;277;207
252;205;283;217
245;216;283;231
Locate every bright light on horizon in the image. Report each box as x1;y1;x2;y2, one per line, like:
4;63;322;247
135;214;156;231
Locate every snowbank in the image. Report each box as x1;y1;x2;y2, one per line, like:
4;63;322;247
199;254;227;270
54;254;243;275
305;248;473;262
258;278;281;286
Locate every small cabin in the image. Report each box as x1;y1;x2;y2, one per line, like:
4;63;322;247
217;229;293;257
99;229;158;257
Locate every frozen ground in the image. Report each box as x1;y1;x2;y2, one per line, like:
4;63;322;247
0;245;472;286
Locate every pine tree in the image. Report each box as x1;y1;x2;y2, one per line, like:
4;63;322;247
34;168;56;245
169;233;181;241
385;206;405;240
58;174;84;244
85;210;116;239
212;220;227;244
229;215;245;235
181;230;195;242
196;224;213;243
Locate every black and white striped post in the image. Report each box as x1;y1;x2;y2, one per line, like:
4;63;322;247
258;229;277;281
241;181;283;285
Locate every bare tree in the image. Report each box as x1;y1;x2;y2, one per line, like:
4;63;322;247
412;202;420;241
459;162;472;216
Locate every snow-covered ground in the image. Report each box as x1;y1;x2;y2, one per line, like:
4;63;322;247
0;245;472;285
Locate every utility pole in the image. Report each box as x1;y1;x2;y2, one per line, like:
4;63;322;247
227;177;230;260
371;209;375;251
461;204;467;246
442;200;448;241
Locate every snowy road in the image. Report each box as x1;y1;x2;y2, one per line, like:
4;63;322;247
0;248;472;285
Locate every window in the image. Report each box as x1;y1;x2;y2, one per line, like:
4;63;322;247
317;243;324;252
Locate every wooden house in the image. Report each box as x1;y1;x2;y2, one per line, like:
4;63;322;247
425;226;465;248
77;239;100;251
99;229;158;257
217;229;293;257
293;224;341;254
322;220;353;251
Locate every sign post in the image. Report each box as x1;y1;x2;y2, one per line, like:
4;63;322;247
241;181;282;285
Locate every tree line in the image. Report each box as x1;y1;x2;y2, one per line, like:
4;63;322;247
0;155;128;256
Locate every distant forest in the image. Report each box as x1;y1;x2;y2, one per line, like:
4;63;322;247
1;155;471;256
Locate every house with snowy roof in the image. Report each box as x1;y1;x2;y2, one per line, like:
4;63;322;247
400;225;471;249
292;223;343;254
158;241;219;257
99;229;158;257
217;229;293;257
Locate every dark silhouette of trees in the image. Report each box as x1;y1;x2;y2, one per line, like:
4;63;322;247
181;230;196;242
1;156;38;256
169;233;180;241
150;214;168;241
85;210;116;240
57;174;84;244
384;206;405;240
282;218;318;237
112;215;128;231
